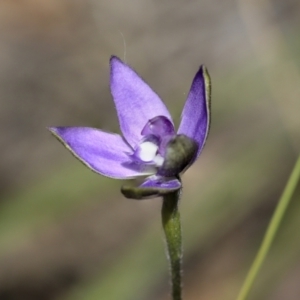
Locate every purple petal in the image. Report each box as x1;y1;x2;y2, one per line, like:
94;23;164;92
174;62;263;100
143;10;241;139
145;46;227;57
110;56;173;147
177;65;211;159
140;175;181;190
48;127;147;179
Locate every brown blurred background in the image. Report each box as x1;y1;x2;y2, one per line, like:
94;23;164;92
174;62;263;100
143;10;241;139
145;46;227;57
0;0;300;299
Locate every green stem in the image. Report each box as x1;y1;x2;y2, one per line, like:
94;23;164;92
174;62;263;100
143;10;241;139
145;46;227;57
236;154;300;300
162;189;182;300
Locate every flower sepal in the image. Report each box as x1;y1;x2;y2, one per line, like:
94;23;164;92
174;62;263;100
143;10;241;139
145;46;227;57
121;175;181;200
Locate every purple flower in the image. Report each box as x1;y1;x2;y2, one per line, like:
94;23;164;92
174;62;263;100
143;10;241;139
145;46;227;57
49;56;211;199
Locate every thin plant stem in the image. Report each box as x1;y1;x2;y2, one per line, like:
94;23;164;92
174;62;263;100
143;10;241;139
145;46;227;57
162;189;182;300
236;154;300;300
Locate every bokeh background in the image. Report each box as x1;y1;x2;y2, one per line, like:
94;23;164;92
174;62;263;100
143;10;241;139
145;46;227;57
0;0;300;299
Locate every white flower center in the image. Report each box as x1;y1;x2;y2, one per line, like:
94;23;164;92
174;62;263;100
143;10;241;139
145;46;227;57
139;141;158;162
153;155;164;167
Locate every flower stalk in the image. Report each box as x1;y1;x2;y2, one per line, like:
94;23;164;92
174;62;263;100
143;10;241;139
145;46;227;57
162;187;182;300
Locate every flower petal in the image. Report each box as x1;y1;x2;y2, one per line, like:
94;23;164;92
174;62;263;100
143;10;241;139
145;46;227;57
110;56;173;147
177;65;211;159
121;175;181;199
48;127;146;179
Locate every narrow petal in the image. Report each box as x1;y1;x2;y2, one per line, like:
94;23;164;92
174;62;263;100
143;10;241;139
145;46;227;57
121;175;181;199
110;56;173;147
177;65;211;159
48;127;146;179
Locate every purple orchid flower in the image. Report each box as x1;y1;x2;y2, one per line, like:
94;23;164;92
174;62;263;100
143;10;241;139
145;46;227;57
49;56;211;199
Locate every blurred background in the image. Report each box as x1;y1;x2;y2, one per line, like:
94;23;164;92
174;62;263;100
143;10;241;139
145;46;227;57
0;0;300;299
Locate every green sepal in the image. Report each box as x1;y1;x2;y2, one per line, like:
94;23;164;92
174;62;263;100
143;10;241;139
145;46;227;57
121;184;180;200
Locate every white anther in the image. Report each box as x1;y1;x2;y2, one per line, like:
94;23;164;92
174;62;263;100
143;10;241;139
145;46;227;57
139;141;158;162
153;155;164;167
